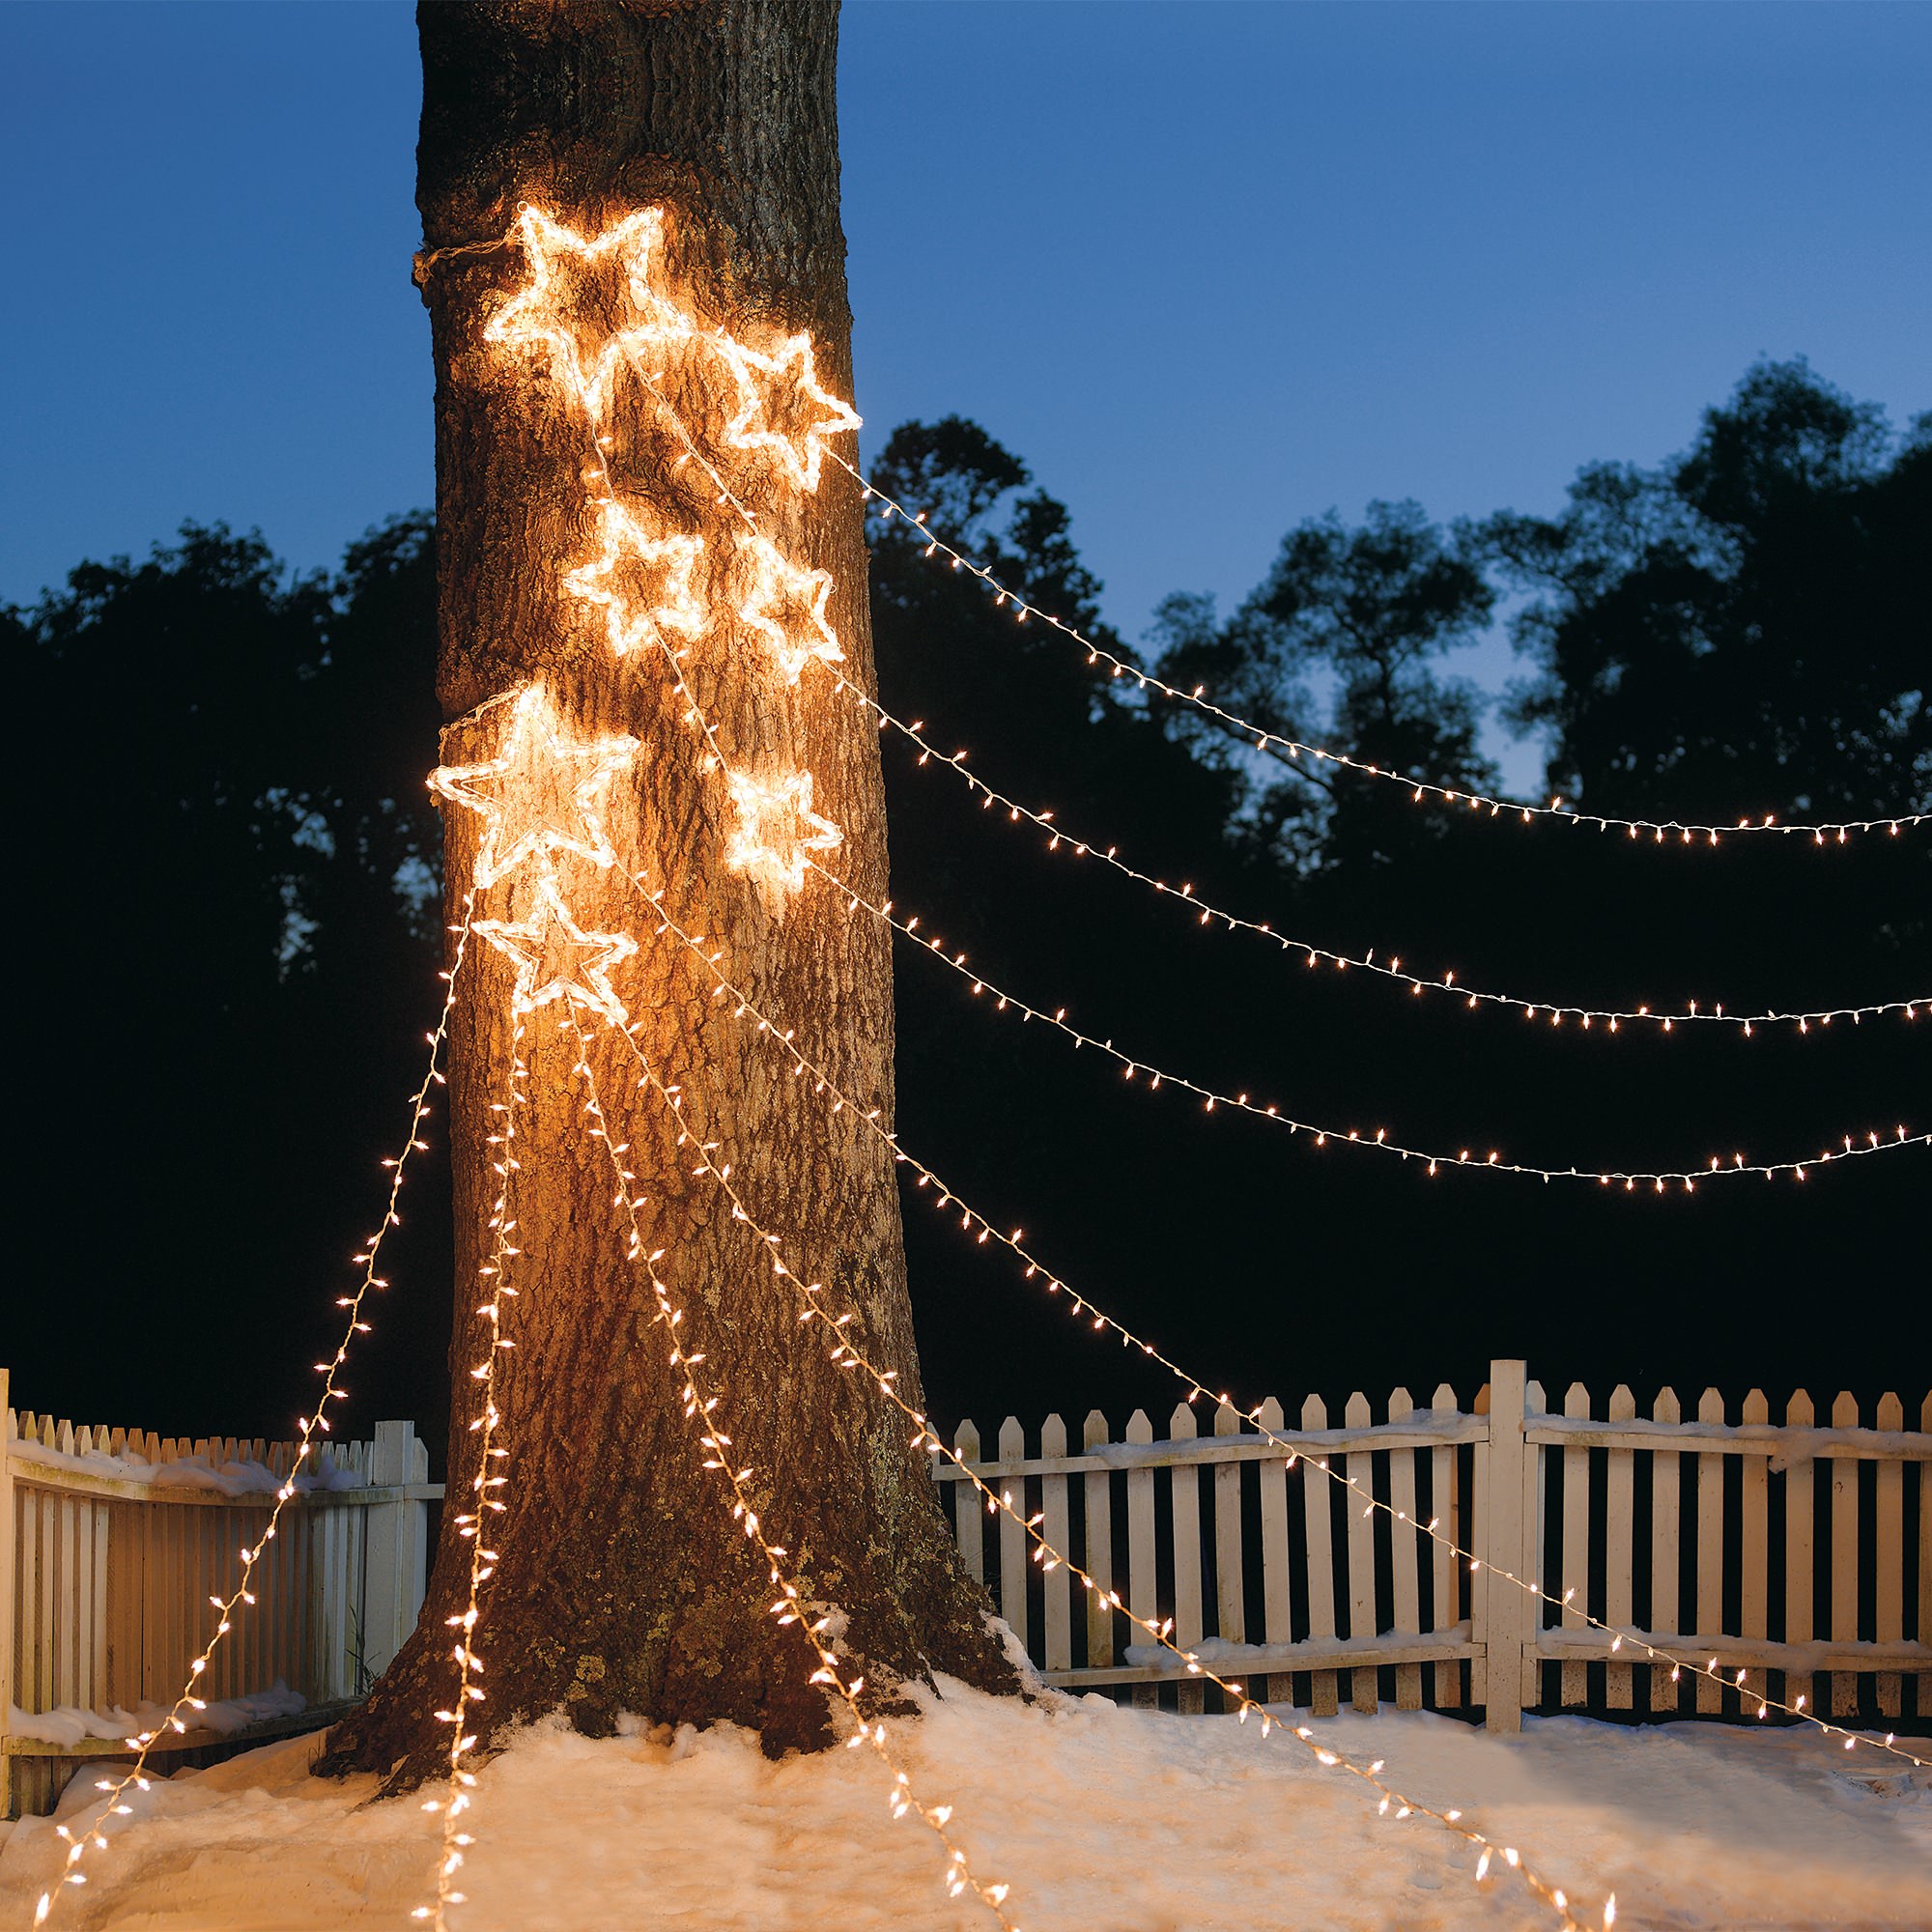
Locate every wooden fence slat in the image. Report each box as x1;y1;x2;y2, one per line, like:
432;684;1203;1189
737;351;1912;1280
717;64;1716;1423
998;1418;1028;1657
1212;1403;1245;1665
1604;1384;1636;1709
1125;1409;1157;1709
1255;1398;1291;1705
1170;1404;1204;1714
1430;1381;1460;1709
952;1421;982;1589
1040;1414;1072;1676
1387;1388;1422;1711
1560;1381;1591;1708
1784;1389;1816;1718
1470;1379;1490;1712
1082;1410;1113;1670
1343;1393;1378;1713
1872;1393;1903;1719
1829;1392;1860;1718
1650;1388;1682;1714
1696;1388;1725;1714
1740;1390;1770;1715
1301;1395;1337;1717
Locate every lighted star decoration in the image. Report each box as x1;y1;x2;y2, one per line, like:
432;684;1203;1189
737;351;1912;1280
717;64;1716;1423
724;769;843;896
736;531;843;684
563;502;707;658
429;687;640;889
719;330;862;493
485;206;693;422
474;875;639;1026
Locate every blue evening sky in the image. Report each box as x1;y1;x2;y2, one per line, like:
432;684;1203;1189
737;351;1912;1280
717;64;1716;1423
4;3;1926;785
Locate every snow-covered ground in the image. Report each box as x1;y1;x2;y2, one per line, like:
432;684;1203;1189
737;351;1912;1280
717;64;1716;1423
2;1678;1925;1931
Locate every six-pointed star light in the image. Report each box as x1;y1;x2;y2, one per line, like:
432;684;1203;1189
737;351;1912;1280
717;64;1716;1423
725;769;843;895
736;532;843;684
719;330;863;493
484;206;693;423
563;502;707;658
475;876;639;1027
429;687;640;889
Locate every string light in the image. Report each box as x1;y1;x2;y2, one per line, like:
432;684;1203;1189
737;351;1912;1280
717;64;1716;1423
560;1005;1022;1929
840;450;1928;849
37;898;480;1926
616;874;1928;1771
605;1009;1610;1932
429;686;640;888
829;672;1924;1037
416;1025;531;1927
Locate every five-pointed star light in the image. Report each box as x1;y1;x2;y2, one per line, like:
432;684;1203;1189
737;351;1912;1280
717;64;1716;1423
736;532;843;684
718;330;862;493
475;876;639;1026
724;769;843;895
563;503;707;658
429;687;640;889
484;206;694;422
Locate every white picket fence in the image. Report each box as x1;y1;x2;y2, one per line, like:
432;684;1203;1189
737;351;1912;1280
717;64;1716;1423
2;1370;441;1817
938;1360;1931;1732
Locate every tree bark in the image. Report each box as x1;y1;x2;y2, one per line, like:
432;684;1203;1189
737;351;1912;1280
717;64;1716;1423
318;0;1015;1788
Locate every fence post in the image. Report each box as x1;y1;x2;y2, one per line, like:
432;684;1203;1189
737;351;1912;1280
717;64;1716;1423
360;1421;426;1683
1480;1359;1530;1733
2;1370;15;1818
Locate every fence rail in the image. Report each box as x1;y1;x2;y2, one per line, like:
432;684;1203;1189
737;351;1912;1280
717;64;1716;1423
937;1359;1931;1732
2;1369;441;1817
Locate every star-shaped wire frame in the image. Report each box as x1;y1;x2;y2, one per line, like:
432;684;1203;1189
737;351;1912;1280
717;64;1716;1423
724;769;843;896
430;687;640;890
562;502;707;659
484;206;695;423
474;875;639;1027
735;532;842;684
718;330;862;493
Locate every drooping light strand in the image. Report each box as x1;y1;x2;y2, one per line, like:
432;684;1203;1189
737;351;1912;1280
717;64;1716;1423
838;448;1926;850
616;876;1929;1772
608;1014;1609;1932
37;897;480;1927
560;1006;1024;1930
805;858;1921;1193
416;1023;531;1928
831;672;1925;1037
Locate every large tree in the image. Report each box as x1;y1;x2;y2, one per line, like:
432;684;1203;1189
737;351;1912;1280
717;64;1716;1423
321;0;1014;1786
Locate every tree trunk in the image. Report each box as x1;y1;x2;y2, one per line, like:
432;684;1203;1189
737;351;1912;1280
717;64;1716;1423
319;0;1015;1788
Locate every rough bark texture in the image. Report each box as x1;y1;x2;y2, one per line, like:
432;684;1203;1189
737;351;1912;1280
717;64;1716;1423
318;0;1015;1788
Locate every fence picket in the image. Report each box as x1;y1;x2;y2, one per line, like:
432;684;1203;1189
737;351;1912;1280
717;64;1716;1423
1125;1409;1156;1708
1430;1382;1460;1709
1212;1402;1245;1671
1082;1410;1113;1670
1343;1392;1378;1713
1829;1392;1860;1717
1784;1389;1816;1718
1300;1395;1338;1717
998;1417;1028;1656
1560;1381;1591;1707
1170;1404;1204;1714
1650;1387;1682;1713
1740;1389;1770;1714
1387;1388;1422;1711
952;1420;982;1589
1695;1389;1725;1713
1040;1414;1071;1676
1604;1384;1635;1709
1872;1392;1903;1719
1255;1397;1290;1705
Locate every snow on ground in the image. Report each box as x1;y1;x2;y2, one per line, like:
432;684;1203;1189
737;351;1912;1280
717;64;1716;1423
2;1679;1925;1932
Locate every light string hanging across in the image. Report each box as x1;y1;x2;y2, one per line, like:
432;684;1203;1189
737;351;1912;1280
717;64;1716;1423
561;1006;1024;1930
37;899;480;1928
615;871;1931;1774
831;674;1925;1038
416;1027;531;1928
838;449;1929;850
602;1001;1612;1932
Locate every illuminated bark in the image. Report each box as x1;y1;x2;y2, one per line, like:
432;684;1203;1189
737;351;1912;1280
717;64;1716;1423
318;0;1015;1787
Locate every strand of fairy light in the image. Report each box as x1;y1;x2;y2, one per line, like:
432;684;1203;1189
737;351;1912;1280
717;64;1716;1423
36;897;480;1927
610;870;1931;1773
415;1025;531;1928
610;331;1927;1040
599;1005;1610;1932
557;1004;1024;1930
834;449;1928;849
830;675;1924;1037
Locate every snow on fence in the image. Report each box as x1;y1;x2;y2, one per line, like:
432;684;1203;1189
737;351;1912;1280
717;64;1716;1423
2;1369;442;1818
938;1359;1931;1733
